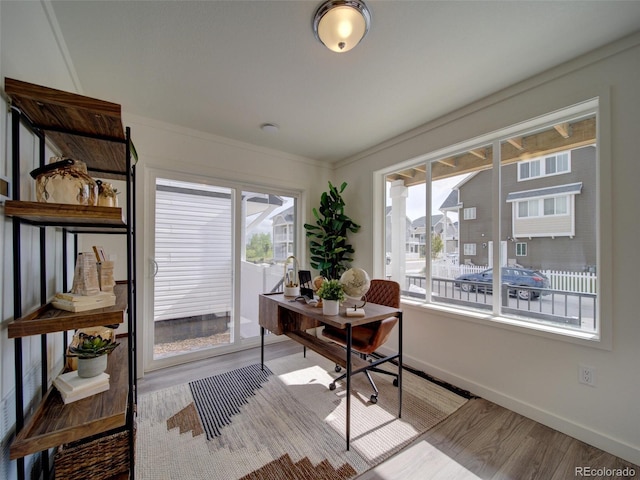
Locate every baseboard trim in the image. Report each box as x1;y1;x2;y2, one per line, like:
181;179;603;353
376;345;640;466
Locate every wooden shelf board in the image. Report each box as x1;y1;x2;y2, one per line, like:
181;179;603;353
5;77;127;180
4;201;125;228
8;284;127;338
10;338;130;459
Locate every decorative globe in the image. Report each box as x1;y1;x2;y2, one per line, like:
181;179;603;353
339;268;371;300
312;275;326;292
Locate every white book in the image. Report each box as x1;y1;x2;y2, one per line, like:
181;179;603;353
58;382;110;404
54;371;110;394
52;292;116;312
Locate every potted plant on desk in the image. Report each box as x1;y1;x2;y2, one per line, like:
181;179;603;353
316;279;345;315
67;332;119;378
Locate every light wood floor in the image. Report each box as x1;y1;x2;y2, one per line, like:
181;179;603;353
138;341;639;480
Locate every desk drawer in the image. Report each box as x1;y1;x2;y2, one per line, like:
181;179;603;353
259;295;320;334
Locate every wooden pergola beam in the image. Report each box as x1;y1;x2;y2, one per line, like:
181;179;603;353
387;117;595;184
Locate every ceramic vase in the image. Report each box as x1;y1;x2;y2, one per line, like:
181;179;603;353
96;179;119;207
77;355;108;378
322;299;340;316
31;157;98;205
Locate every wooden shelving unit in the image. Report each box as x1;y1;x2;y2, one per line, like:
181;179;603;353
4;77;137;480
4;201;125;230
4;77;128;180
7;283;127;338
9;338;129;459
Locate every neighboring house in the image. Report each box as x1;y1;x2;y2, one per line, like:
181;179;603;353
438;190;462;256
384;205;413;256
410;214;459;258
271;205;295;262
456;145;596;271
409;216;427;256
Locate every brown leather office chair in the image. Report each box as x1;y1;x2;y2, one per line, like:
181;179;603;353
321;279;401;403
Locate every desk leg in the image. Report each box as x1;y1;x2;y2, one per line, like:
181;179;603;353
260;326;265;371
346;323;352;451
398;312;403;418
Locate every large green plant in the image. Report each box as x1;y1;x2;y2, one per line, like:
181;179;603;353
304;181;360;280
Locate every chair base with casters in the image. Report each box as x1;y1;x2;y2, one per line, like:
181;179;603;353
321;279;401;404
328;351;399;404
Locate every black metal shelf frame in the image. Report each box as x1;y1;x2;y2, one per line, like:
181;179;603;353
8;105;137;480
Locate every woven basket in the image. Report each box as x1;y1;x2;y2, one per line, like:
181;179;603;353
54;426;134;479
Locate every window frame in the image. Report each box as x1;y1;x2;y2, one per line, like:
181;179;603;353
517;150;572;182
144;167;303;370
463;243;477;256
516;194;571;219
463;207;477;220
516;242;527;257
375;96;611;350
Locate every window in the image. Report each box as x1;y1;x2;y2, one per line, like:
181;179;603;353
382;101;600;342
518;199;539;218
508;183;581;237
544;196;568;215
463;207;476;220
518;151;571;181
519;159;540;180
546;152;569;175
517;195;569;218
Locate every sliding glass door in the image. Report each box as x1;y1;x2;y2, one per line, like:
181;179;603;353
146;171;298;370
153;178;234;361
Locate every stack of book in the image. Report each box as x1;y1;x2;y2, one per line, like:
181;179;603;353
97;260;115;293
53;370;110;404
71;252;101;296
52;291;116;312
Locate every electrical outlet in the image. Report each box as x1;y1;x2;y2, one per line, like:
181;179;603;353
578;365;596;386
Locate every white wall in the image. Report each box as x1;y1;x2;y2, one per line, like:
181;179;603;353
1;2;83;479
335;33;640;465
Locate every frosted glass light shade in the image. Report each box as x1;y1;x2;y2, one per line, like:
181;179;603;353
313;0;371;53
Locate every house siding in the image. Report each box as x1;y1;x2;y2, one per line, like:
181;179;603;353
459;145;596;271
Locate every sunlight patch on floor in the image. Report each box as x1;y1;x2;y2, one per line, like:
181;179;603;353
366;440;482;480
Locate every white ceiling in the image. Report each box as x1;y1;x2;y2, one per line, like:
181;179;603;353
49;0;640;163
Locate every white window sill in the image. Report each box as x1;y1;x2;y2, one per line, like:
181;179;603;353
400;298;609;350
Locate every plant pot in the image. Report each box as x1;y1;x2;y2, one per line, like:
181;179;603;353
322;299;340;316
77;355;108;378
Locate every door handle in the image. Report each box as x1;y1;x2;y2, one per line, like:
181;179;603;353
151;259;158;277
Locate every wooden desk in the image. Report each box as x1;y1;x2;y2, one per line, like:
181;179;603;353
259;293;402;450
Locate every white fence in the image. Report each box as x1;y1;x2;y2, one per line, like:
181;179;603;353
429;264;597;294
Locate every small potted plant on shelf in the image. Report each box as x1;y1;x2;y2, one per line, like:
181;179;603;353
67;332;119;378
316;279;345;315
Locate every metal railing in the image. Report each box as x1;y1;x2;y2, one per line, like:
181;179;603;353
404;276;597;331
429;265;597;294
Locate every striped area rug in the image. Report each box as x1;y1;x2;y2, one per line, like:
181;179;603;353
136;350;467;479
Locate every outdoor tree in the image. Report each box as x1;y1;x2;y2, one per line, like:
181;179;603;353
246;233;272;263
431;234;444;260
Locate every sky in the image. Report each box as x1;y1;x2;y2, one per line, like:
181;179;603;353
395;174;468;222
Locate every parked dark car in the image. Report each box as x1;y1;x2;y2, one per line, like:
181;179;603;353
454;267;550;300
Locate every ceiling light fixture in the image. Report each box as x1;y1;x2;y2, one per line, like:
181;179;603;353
312;0;371;53
261;123;279;133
